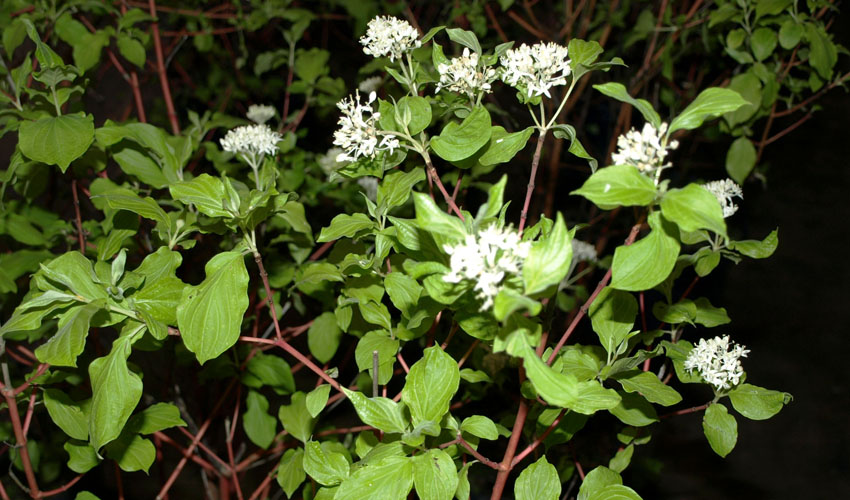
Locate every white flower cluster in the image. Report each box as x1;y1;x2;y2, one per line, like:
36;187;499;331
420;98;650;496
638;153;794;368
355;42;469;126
357;176;378;202
436;48;497;100
333;91;399;162
684;335;749;390
246;104;276;124
220;124;282;159
571;239;598;262
611;122;679;175
703;178;744;218
360;16;421;62
318;147;349;176
499;42;571;98
358;76;383;94
443;225;531;311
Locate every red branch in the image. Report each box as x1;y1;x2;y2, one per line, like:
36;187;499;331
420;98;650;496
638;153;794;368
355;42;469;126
148;0;180;134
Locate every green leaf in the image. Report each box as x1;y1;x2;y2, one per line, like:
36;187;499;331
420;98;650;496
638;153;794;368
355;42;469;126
318;213;375;242
126;403;186;434
308;312;342;364
478;126;534;166
343;388;408;434
805;24;837;80
378;168;426;211
460;415;499;440
105;433;155;473
96;189;170;228
75;492;102;500
89;333;143;450
397;96;431;135
245;353;295;392
523;213;572;295
652;300;696;324
578;466;622;500
751;28;777;62
430;106;492;162
39;251;107;301
116;33;145;68
21;19;64;68
336;457;414;500
133;275;186;326
306;385;331;418
355;330;398;385
669;88;748;134
384;272;422;317
19;114;95;172
402;346;460;426
608;392;658;427
64;441;100;473
551;124;597;171
724;72;761;128
610;212;680;291
413;449;458;500
587;485;643;500
779;20;803;49
661;184;727;237
593;83;660;128
278;392;315;443
702;403;737;457
515;455;560;500
493;289;541;321
446;28;482;54
34;302;101;367
693;297;731;327
413;192;466;242
43;389;89;440
755;0;792;18
608;444;634;473
244;390;277;449
614;370;682;406
729;229;779;259
177;252;249;364
571;165;657;209
96;122;182;183
303;440;349;486
169;174;232;218
728;383;791;420
508;332;620;414
589;287;637;355
277;448;306;497
725;136;757;184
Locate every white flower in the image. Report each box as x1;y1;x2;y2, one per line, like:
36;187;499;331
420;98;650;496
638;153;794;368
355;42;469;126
358;76;383;94
443;225;531;311
333;90;399;162
220;124;282;161
318;147;349;177
571;240;598;262
246;104;276;124
360;16;421;62
357;176;378;202
499;42;571;98
703;178;743;218
611;122;679;175
436;48;498;100
684;335;749;390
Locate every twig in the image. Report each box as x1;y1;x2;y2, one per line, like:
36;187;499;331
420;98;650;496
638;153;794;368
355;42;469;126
148;0;180;134
511;409;566;467
519;132;546;234
547;223;642;364
457;435;501;470
71;179;86;254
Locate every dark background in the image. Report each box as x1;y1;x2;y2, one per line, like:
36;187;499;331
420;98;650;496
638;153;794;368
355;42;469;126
643;12;850;500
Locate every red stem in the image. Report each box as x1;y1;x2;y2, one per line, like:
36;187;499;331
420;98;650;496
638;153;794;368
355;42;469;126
547;223;642;364
1;388;39;497
511;409;566;468
518;133;546;234
148;0;180;134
